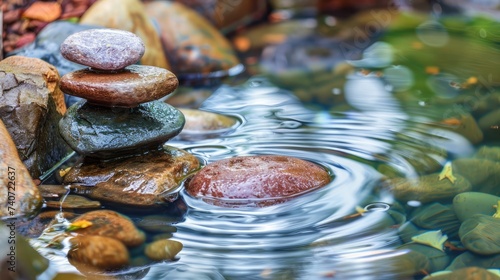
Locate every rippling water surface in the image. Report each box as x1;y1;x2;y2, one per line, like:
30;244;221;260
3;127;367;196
147;78;406;279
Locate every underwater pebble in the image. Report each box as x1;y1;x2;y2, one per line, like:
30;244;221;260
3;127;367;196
385;172;471;204
423;266;500;280
186;155;331;207
68;235;130;272
459;214;500;255
135;215;178;233
453;192;500;222
446;251;500;271
452;159;500;196
70;210;145;247
398;221;427;244
60;65;178;107
144;239;183;261
398;243;452;273
61;28;145;71
411;203;461;238
475;146;500;163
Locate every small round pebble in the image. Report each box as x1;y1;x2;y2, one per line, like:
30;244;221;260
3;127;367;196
68;235;129;272
60;65;178;107
144;239;183;261
61;28;145;71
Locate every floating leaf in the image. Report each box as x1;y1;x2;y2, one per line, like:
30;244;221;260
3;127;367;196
438;162;456;184
411;230;448;251
66;220;93;232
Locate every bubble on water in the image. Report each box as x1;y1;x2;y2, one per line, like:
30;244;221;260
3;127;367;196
383;65;414;92
416;20;449;47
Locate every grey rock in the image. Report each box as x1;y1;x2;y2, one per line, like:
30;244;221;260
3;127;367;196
59;100;185;159
61;29;145;71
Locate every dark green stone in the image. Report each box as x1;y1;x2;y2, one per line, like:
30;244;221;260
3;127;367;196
398;243;451;273
410;203;461;239
459;214;500;255
446;251;500;271
59;100;185;159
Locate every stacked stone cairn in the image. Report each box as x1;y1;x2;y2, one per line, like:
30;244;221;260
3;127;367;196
58;28;183;158
57;28;199;208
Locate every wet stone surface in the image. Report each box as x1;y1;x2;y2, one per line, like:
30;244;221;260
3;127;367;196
63;146;199;207
186;155;331;206
60;65;178;107
0;55;69;179
61;28;145;71
59;100;185;158
144;1;240;76
426;267;500;280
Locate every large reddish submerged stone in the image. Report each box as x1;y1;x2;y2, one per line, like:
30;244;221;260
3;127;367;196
186;155;331;206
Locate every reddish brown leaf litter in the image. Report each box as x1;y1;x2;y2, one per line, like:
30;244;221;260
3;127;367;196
2;0;97;56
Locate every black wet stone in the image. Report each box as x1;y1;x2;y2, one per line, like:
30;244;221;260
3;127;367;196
59;100;185;159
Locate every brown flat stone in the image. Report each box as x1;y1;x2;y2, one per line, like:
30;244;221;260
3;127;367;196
63;146;200;207
186;155;331;207
61;28;145;71
60;65;178;107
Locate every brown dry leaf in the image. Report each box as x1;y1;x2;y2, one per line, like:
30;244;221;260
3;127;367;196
22;1;62;22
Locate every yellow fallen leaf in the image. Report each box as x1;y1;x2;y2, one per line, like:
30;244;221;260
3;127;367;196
438;162;456;184
66;220;93;232
493;201;500;218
